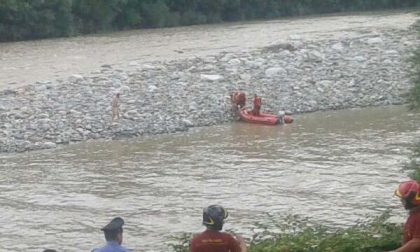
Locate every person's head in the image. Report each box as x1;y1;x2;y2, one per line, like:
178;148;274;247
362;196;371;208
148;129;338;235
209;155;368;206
202;205;228;231
101;217;124;244
254;94;257;98
395;181;420;210
116;93;120;98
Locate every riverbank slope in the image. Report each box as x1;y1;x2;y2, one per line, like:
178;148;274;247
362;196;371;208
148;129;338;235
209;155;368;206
0;12;417;152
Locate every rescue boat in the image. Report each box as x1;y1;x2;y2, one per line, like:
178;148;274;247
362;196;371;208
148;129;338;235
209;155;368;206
239;109;293;125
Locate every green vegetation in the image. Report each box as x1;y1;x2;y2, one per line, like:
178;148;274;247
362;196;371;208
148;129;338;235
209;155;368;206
405;19;420;180
407;20;420;111
169;212;402;252
1;0;420;41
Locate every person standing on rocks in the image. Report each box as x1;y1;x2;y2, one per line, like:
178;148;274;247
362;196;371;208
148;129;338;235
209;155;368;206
112;92;121;121
392;181;420;252
191;205;247;252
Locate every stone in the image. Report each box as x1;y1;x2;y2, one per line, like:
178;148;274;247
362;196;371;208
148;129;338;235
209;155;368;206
228;59;241;65
182;119;194;127
69;74;84;82
353;56;366;62
200;74;223;81
288;34;302;40
142;64;156;70
128;61;139;66
119;85;131;93
148;85;158;92
34;85;47;92
265;67;286;77
366;37;383;44
306;50;323;62
332;43;344;51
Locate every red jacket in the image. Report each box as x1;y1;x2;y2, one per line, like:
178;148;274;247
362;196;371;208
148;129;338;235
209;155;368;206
191;230;242;252
404;208;420;244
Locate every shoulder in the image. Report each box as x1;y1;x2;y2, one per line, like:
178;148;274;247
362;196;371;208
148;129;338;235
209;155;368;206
219;231;235;238
191;232;203;242
91;244;131;252
120;245;132;252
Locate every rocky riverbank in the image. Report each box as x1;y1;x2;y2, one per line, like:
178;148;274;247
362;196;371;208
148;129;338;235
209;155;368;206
0;29;416;152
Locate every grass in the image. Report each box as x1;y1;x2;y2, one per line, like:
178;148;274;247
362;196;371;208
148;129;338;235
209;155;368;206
168;211;402;252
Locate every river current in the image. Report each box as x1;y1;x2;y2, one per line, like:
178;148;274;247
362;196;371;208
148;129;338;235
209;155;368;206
1;106;419;251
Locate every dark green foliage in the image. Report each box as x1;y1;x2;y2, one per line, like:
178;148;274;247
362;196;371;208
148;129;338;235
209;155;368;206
404;143;420;180
169;211;402;252
408;20;420;111
0;0;73;41
1;0;420;41
249;212;402;252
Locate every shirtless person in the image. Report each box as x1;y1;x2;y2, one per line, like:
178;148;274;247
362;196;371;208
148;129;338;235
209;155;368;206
112;93;121;121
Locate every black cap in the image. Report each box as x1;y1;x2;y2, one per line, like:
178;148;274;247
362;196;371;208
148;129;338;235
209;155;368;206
101;217;124;231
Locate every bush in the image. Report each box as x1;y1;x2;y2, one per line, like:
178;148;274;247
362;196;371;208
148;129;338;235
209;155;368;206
141;0;172;28
407;21;420;111
168;211;402;252
1;0;420;41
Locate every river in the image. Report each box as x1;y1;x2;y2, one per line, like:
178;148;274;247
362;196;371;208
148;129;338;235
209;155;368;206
0;105;419;251
0;11;417;90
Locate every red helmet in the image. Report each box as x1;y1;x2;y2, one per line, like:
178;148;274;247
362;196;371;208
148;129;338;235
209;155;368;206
395;181;420;209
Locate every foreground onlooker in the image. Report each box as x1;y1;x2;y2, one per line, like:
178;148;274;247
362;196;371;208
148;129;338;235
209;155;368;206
92;217;131;252
191;205;247;252
393;181;420;252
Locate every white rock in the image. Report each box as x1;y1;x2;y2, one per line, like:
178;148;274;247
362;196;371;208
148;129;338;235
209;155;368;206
200;74;223;81
128;61;139;66
34;85;47;91
288;34;302;40
385;50;398;55
306;50;324;62
119;85;131;94
182;119;194;127
113;80;122;88
69;74;84;82
332;43;344;51
228;59;241;65
353;56;366;62
126;110;139;116
189;102;198;110
366;37;383;44
265;67;286;77
148;85;158;92
42;142;56;149
239;74;251;81
318;80;334;87
220;53;235;62
142;64;156;70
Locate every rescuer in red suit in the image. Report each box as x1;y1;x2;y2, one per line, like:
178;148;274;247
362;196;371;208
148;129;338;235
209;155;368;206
393;180;420;252
190;205;247;252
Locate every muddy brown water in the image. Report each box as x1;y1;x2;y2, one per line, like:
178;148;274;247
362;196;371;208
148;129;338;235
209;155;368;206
1;10;419;251
1;106;419;251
